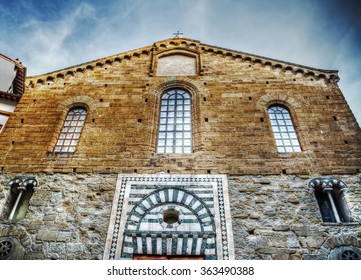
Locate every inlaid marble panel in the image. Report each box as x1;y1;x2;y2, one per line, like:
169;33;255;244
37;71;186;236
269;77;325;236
103;174;234;260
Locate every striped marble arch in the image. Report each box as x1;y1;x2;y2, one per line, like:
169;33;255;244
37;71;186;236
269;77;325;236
103;174;235;260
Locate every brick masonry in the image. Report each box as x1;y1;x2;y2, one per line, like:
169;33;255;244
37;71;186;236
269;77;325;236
0;38;359;175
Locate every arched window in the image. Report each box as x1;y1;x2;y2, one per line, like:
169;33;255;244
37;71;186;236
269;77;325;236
54;107;87;153
268;105;301;152
309;178;351;223
157;88;192;153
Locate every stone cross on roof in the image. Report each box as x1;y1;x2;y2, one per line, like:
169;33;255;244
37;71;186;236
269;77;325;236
173;31;183;38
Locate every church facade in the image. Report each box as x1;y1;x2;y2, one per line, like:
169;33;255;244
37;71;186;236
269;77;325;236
0;37;360;260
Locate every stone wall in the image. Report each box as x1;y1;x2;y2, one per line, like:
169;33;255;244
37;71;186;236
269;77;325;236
0;173;117;259
229;174;361;260
1;172;360;259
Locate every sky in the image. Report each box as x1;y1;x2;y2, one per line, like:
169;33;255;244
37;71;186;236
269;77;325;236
1;0;360;125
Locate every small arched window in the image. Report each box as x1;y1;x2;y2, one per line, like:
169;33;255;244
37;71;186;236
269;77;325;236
268;105;301;152
5;177;38;221
54;107;87;153
157;88;192;153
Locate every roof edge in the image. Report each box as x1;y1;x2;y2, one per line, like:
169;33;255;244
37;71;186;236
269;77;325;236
201;42;338;74
0;53;26;69
26;37;339;84
26;44;154;79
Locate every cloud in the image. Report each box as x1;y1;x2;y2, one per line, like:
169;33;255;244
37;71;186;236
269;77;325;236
24;3;96;74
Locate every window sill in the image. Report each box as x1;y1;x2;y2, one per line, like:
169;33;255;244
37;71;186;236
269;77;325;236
156;152;193;155
47;152;75;158
278;152;303;158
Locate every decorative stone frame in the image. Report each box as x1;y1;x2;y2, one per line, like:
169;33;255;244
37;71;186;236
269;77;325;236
150;48;203;77
103;174;235;260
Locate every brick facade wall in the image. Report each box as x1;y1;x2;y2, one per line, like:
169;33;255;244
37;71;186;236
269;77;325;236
0;38;359;175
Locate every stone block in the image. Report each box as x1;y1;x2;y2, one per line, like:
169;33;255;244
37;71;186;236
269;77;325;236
57;231;72;242
273;253;289;260
31;200;48;206
287;236;301;248
66;243;84;254
267;237;284;248
47;243;66;253
43;214;57;221
263;206;276;216
306;236;325;249
253;178;271;184
37;230;57;241
250;212;262;219
290;225;308;236
245;235;268;249
272;224;290;231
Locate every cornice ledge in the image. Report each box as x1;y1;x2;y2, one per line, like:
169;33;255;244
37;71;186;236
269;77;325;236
200;42;339;83
26;45;154;88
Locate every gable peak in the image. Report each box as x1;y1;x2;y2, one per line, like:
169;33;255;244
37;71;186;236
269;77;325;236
153;37;200;50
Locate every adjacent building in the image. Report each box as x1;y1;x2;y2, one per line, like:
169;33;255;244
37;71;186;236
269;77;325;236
0;54;26;133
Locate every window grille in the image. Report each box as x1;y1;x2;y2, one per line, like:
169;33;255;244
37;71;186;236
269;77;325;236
157;89;192;153
268;105;301;152
54;107;87;153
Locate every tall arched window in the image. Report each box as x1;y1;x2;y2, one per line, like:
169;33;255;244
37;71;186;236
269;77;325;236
157;88;192;153
268;105;301;152
54;107;87;153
